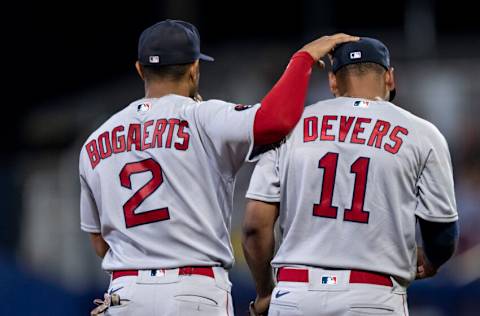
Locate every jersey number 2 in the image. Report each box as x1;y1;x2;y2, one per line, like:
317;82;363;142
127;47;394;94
313;152;370;223
119;158;170;228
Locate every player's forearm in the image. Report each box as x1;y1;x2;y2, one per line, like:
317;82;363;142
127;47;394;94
242;226;276;296
90;233;110;258
418;219;459;269
253;52;314;145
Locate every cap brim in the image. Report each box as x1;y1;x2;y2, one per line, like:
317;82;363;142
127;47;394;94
199;53;214;62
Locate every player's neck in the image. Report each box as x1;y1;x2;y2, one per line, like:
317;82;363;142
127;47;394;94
144;80;190;99
339;78;388;101
340;90;387;101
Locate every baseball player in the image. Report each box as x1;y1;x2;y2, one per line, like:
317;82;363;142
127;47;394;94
79;19;359;315
243;37;459;315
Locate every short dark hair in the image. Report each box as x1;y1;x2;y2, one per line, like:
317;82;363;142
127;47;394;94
335;62;386;81
142;63;194;81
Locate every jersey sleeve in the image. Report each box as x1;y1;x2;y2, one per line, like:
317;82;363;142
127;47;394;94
246;148;281;202
79;152;101;233
195;100;260;176
415;126;458;223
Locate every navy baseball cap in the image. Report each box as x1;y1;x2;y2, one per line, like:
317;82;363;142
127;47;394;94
138;19;214;66
332;37;395;101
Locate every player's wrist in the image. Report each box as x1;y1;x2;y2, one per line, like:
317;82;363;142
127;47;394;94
256;283;275;297
292;51;315;65
253;294;271;315
423;253;439;273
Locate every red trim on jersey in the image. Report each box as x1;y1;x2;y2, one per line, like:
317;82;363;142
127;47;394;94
253;52;314;145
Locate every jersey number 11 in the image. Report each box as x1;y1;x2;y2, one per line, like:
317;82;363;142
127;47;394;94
313;152;370;223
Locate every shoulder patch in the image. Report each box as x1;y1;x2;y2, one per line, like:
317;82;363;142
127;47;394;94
234;104;254;111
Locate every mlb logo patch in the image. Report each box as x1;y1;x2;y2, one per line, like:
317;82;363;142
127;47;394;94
350;51;362;59
149;55;160;63
150;269;165;277
353;100;369;108
321;275;337;285
137;102;151;112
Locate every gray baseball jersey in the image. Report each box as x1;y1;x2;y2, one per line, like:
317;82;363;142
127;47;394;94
80;94;259;271
246;96;458;283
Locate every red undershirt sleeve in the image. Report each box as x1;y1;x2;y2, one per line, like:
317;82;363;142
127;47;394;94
253;51;315;145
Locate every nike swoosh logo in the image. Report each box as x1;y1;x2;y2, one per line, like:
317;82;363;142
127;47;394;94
275;290;290;298
109;286;123;295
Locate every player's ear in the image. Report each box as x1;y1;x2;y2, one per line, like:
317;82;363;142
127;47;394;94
189;60;200;83
135;61;145;80
328;72;339;96
385;67;395;95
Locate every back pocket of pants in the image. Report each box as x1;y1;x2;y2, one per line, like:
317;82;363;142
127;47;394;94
269;303;303;316
348;304;395;315
175;295;221;315
269;288;302;315
175;294;218;306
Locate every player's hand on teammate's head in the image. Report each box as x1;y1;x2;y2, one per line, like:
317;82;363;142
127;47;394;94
415;246;438;280
299;33;360;63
